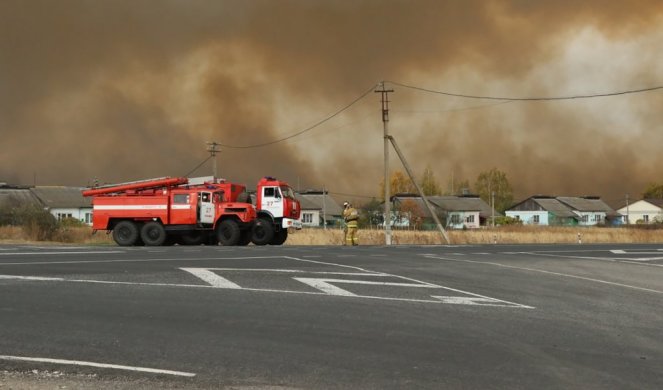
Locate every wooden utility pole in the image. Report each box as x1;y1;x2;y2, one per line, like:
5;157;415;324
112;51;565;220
206;141;221;178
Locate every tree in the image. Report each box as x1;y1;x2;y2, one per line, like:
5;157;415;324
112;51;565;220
420;166;441;196
445;177;471;195
358;197;383;228
400;199;425;229
379;170;416;200
642;183;663;199
474;168;514;213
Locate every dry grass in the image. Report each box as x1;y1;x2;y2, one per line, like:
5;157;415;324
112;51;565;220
2;225;662;246
0;225;114;245
286;226;663;245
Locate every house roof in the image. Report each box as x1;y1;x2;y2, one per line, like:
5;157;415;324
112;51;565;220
644;198;663;208
557;196;618;216
509;195;618;218
0;188;42;209
296;192;343;216
532;198;577;218
30;187;91;209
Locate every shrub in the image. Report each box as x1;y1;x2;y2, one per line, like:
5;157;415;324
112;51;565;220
18;205;58;241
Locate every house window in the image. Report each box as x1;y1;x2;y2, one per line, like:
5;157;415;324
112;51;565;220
450;214;461;224
643;215;649;223
302;213;313;224
581;215;588;223
466;215;475;223
85;213;93;224
593;214;603;222
533;215;540;224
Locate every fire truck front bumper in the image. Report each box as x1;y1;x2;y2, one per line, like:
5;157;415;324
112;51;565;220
282;218;302;230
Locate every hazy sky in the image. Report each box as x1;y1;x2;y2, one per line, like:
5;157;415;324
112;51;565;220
1;0;661;205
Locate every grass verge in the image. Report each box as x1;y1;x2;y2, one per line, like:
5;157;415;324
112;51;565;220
1;226;661;246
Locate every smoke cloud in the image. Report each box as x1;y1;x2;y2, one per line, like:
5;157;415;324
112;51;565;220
1;0;661;205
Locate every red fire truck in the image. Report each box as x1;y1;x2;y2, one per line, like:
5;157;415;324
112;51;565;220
82;176;301;246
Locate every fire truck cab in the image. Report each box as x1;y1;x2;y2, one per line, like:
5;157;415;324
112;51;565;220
252;177;302;245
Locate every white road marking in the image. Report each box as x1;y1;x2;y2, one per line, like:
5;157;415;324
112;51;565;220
180;268;242;289
424;255;663;295
292;278;358;296
0;254;532;308
0;355;195;377
0;255;286;266
0;251;125;256
432;296;515;306
178;262;532;308
0;275;63;281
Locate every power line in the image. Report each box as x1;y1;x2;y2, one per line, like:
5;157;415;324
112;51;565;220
183;156;212;177
217;84;377;149
393;100;512;114
388;80;663;101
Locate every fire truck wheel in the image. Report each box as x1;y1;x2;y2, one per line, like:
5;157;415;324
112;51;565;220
269;229;288;245
112;221;140;246
140;221;167;246
217;219;241;246
251;217;274;246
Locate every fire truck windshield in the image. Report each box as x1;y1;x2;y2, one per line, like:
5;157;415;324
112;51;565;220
280;186;295;199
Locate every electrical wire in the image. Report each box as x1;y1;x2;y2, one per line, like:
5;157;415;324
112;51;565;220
217;84;378;149
388;80;663;101
183;156;212;177
393;100;512;114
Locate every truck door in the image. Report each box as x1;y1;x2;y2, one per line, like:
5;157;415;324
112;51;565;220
261;186;283;218
198;191;215;224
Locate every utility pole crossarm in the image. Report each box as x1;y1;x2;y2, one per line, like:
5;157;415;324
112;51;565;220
206;141;221;179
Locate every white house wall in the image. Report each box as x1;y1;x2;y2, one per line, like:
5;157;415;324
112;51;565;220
299;210;321;227
505;211;549;225
617;200;663;224
50;207;93;225
447;211;480;229
575;212;606;226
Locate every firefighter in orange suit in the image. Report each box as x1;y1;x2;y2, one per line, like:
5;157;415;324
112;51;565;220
343;201;359;246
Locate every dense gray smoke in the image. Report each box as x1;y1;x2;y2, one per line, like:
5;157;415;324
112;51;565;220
1;0;661;204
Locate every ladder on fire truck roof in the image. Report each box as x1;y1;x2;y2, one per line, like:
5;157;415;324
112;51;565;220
82;177;189;197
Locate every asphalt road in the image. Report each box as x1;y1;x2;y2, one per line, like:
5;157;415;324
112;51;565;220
1;243;662;389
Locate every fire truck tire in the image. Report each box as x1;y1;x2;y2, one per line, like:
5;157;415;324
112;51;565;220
269;229;288;245
217;219;241;246
140;222;166;246
112;221;139;246
251;217;274;246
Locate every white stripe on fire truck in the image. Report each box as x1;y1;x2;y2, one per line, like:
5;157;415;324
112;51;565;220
93;205;168;210
171;205;191;210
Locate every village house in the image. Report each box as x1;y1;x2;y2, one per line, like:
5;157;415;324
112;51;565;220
506;195;618;226
296;190;343;228
391;194;497;229
617;198;663;224
30;186;93;225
